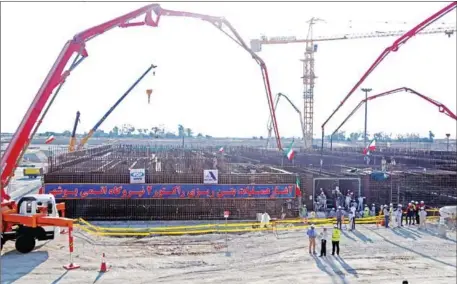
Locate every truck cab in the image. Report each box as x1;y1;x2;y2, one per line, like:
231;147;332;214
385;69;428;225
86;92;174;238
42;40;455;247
1;194;61;253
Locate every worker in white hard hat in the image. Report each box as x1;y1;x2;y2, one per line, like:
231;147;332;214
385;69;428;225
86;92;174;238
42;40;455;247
336;206;343;230
371;203;376;216
306;224;317;254
383;205;390;228
318;227;328;257
389;203;395;226
331;224;341;256
349;203;356;231
419;207;427;229
357;195;364;211
396;204;403;227
415;201;420;225
300;204;308;224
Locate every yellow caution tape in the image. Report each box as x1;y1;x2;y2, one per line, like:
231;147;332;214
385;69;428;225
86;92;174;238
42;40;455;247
73;215;439;237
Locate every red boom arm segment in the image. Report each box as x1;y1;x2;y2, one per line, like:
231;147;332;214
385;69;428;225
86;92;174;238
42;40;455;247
330;87;457;138
1;4;282;201
321;2;457;131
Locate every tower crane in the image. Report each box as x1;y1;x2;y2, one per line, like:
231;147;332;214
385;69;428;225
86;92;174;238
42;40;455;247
251;18;456;150
266;93;305;149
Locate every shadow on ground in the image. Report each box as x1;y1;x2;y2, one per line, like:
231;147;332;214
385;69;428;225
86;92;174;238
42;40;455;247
341;230;356;242
335;256;358;278
421;227;457;243
368;227;456;268
351;230;373;243
1;251;49;283
327;255;349;284
312;255;338;284
391;227;420;240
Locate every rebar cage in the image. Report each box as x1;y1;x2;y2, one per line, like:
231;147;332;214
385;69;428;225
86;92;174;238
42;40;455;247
44;143;456;220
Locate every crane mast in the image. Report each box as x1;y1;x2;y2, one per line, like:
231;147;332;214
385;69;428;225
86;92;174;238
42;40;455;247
301;18;324;150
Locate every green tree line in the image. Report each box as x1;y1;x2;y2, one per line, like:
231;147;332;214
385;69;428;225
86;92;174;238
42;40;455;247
328;130;436;143
37;124;212;139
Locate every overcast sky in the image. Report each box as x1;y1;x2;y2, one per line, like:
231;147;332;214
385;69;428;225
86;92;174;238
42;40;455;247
1;1;456;138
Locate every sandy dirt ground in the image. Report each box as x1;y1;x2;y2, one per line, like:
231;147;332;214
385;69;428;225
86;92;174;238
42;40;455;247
1;224;456;284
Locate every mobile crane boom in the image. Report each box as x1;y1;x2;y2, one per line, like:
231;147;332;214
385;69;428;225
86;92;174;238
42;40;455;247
0;3;282;201
77;64;156;150
329;87;457;149
266;93;305;148
68;111;81;152
321;2;457;152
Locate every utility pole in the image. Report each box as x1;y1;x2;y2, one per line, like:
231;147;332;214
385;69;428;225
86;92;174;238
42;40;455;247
361;88;372;147
446;133;450;151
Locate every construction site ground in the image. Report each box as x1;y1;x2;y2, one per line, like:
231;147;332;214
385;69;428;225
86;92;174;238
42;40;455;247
1;224;456;284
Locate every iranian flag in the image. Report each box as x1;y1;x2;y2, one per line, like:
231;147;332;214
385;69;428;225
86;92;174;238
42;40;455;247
284;140;295;161
218;146;224;153
295;176;302;197
363;139;376;155
45;135;55;144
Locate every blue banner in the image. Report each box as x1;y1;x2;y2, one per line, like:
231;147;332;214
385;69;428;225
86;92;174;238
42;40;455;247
44;184;296;199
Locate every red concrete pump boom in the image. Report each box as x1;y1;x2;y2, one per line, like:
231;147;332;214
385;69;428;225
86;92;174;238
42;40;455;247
320;2;457;151
329;87;457;148
0;4;282;202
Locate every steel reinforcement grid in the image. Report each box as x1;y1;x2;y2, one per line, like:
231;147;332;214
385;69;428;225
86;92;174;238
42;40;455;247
60;198;299;221
45;143;456;220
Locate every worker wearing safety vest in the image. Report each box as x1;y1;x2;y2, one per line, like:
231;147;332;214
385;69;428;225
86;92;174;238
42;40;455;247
331;224;341;256
364;205;370;218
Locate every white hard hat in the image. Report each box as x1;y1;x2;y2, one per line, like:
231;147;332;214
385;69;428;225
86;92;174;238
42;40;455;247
420;201;424;203
390;203;393;206
398;204;402;207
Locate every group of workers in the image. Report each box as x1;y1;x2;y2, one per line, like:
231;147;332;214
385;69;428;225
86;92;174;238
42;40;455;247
300;198;429;232
302;201;429;258
381;200;428;228
306;224;341;257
